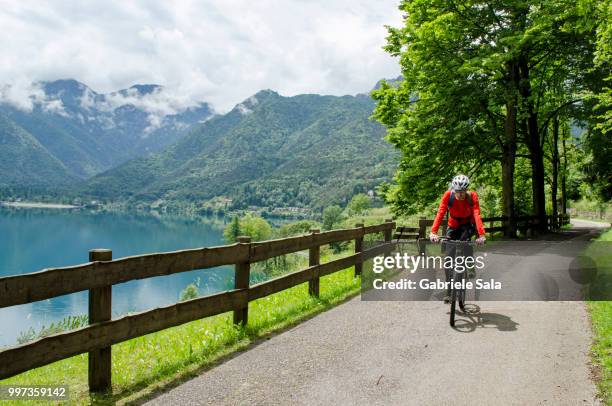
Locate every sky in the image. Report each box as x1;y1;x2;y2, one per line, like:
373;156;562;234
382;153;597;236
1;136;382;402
0;0;403;114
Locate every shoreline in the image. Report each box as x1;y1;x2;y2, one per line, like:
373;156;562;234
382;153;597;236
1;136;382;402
0;201;82;209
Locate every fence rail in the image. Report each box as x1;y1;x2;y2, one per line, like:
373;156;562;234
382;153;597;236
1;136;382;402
416;213;570;239
0;219;397;390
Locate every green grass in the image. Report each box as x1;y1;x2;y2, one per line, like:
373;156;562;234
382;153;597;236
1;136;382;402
586;228;612;405
0;251;362;405
589;301;612;405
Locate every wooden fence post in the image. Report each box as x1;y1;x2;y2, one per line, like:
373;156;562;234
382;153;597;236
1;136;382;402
308;229;321;296
418;217;427;239
384;219;393;242
233;236;251;326
418;218;427;256
354;223;364;277
88;249;112;393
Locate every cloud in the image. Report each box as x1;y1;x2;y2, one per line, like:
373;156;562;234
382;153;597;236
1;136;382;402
103;86;205;117
0;80;68;116
0;0;402;113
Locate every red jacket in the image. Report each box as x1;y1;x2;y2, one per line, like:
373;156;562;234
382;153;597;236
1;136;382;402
431;190;486;236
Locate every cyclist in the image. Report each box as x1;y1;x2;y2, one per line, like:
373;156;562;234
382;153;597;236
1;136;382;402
429;174;486;302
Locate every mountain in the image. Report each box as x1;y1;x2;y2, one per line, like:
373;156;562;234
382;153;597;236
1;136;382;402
372;75;403;91
0;112;77;188
81;90;399;210
0;79;214;179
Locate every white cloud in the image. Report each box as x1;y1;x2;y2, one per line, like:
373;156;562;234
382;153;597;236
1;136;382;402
40;98;69;116
0;80;68;115
0;0;402;113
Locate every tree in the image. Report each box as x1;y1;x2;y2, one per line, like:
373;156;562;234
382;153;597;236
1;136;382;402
322;205;345;230
579;0;612;201
223;216;241;243
590;0;612;135
275;220;319;238
372;0;599;234
239;213;272;242
373;0;535;234
223;213;272;243
179;278;200;301
347;193;371;215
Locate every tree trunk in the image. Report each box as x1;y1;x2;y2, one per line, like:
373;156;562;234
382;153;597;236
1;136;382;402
551;116;559;229
519;57;547;233
561;127;567;215
502;61;519;237
501;146;516;237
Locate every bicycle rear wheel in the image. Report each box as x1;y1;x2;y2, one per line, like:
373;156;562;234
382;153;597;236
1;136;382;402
450;286;457;326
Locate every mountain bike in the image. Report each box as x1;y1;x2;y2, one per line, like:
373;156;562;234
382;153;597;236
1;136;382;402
439;238;478;327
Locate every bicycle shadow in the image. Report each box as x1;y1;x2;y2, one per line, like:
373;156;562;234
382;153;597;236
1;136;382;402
449;305;519;333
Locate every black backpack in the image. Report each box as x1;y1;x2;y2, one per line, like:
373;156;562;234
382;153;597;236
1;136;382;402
448;190;473;210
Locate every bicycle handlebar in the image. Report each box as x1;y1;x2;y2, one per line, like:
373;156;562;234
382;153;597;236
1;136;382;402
419;237;478;245
440;239;477;246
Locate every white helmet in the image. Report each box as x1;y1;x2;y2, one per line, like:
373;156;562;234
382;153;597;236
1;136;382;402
451;174;470;191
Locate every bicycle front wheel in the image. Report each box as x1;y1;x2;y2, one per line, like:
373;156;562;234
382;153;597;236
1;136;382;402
450;289;457;327
450;279;458;327
450;270;466;327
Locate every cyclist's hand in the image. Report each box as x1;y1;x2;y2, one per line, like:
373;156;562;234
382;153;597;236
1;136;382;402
475;236;486;245
429;233;440;243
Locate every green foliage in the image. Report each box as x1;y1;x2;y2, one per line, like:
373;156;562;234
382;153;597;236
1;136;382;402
347;193;371;216
478;186;502;218
223;213;272;243
223;216;241;243
179;278;201;301
239;213;272;241
585;0;612;135
322;205;345;231
372;0;608;223
274;220;319;238
582;129;612;201
371;0;515;214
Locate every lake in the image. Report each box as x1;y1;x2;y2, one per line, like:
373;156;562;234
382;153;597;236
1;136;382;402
0;207;235;347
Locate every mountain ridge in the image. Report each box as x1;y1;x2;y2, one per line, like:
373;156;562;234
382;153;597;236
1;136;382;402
81;89;398;210
0;79;215;179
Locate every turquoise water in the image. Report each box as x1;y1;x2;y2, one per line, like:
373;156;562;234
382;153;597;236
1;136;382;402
0;207;234;346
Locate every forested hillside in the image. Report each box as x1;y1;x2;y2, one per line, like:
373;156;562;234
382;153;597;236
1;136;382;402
0;113;77;187
82;90;398;210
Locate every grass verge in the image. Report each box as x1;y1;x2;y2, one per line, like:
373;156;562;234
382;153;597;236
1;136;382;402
586;227;612;405
0;250;362;406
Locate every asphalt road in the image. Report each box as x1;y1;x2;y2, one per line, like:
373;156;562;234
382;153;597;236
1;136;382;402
144;221;607;406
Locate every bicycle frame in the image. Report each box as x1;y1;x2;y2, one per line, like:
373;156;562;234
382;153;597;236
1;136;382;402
439;238;477;327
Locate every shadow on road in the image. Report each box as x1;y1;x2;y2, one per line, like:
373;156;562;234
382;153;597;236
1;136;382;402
450;306;519;333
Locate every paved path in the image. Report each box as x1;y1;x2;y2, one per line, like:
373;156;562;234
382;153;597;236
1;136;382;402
145;223;608;406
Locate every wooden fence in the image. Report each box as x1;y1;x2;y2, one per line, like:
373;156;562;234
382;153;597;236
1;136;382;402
416;213;570;240
391;214;570;253
0;220;396;392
